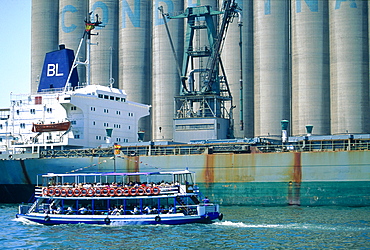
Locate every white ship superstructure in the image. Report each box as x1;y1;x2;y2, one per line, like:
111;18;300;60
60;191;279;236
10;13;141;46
0;85;150;154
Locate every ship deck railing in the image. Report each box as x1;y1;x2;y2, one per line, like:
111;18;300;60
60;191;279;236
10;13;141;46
25;138;370;159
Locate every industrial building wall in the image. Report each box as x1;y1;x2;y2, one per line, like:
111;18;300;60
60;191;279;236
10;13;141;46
31;0;59;94
253;0;290;138
90;0;119;88
222;0;254;138
291;0;330;136
152;0;184;141
119;0;152;141
329;0;369;135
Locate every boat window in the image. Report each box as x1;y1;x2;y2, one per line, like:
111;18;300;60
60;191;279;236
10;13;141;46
16;110;20;115
115;97;120;101
98;94;103;98
0;124;2;129
110;96;114;100
104;95;109;99
71;106;77;111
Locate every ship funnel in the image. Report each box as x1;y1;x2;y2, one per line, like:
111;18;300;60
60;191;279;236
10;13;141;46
281;120;289;143
306;125;313;136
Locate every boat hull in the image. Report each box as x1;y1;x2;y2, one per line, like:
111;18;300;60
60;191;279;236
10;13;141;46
16;213;220;225
2;150;370;206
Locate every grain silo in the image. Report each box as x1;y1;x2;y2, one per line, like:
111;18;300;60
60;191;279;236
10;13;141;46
31;0;59;93
89;0;119;88
291;0;330;136
253;0;290;138
222;0;254;138
59;0;88;85
119;0;152;141
329;0;369;134
152;0;184;141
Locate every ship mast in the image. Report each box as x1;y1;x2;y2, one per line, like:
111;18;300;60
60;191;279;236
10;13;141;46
64;13;104;91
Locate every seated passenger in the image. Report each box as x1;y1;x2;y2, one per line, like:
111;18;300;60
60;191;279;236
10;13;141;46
111;206;119;215
202;196;210;203
131;206;140;215
78;206;87;215
143;206;151;214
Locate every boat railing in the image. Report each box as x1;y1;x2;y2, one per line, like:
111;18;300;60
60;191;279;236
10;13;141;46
37;185;189;198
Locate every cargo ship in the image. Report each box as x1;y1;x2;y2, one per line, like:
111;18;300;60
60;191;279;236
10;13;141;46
1;2;369;206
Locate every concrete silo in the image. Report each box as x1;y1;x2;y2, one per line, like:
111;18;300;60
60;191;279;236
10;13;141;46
31;0;59;93
291;0;330;136
222;0;254;138
90;0;119;87
119;0;152;141
152;0;184;141
59;0;88;85
329;0;369;134
253;0;290;138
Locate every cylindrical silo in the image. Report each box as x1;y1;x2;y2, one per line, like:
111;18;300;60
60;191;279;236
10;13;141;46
329;0;369;134
152;0;184;141
291;0;330;136
31;0;59;93
253;0;290;138
59;0;88;85
119;0;152;141
222;0;254;138
90;0;119;88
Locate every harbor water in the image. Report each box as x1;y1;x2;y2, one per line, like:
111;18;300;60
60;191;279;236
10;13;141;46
3;204;370;249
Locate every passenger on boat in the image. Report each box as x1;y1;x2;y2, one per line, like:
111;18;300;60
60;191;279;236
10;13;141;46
111;206;119;215
202;196;210;203
118;205;124;215
66;206;74;215
143;205;150;214
132;206;140;215
78;206;87;215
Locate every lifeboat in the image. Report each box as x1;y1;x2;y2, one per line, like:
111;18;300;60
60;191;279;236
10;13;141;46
32;121;71;133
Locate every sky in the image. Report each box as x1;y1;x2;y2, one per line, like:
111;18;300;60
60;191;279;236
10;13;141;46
0;1;31;108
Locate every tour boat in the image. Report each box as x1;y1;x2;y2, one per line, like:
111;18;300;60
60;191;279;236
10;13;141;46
16;170;223;225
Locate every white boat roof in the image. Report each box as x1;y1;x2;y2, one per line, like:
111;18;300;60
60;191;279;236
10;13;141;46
41;170;193;178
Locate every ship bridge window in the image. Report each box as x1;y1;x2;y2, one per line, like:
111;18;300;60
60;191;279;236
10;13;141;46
104;95;109;99
115;97;120;101
110;96;114;100
98;94;103;98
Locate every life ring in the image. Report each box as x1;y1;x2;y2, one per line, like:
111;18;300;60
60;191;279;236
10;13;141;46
123;187;130;196
60;188;67;197
152;187;160;195
44;215;50;222
95;188;101;196
145;187;153;195
104;217;111;225
108;188;116;196
101;188;109;196
87;188;95;196
218;213;224;221
42;188;48;196
73;188;81;197
129;187;138;196
137;187;145;196
155;216;161;222
67;188;73;197
80;188;87;196
115;188;123;196
48;188;55;196
54;188;61;196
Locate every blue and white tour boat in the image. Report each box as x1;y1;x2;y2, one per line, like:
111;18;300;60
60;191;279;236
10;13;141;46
16;169;223;225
